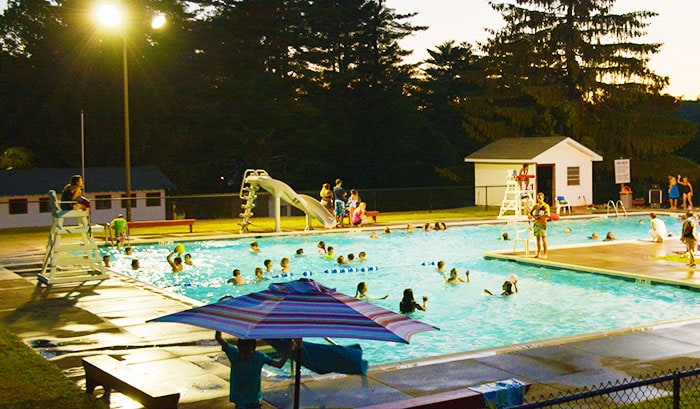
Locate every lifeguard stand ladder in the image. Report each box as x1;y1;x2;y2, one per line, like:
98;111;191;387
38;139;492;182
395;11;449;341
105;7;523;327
38;190;109;287
497;170;535;221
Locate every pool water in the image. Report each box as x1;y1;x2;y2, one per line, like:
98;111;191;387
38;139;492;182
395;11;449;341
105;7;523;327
108;214;700;366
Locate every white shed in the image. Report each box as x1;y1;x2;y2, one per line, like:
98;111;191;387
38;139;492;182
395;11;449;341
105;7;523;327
464;136;603;208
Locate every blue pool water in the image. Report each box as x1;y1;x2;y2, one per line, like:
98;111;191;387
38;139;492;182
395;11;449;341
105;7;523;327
109;214;700;365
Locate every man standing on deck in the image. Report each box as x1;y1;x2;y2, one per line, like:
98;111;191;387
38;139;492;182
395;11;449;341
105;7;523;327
110;214;128;249
333;179;347;227
529;192;550;258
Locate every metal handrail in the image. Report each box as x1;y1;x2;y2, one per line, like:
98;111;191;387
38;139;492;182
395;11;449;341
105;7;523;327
606;200;618;217
616;200;628;216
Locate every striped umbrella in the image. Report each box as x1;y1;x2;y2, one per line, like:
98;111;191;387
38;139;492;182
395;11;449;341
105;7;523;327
149;278;438;408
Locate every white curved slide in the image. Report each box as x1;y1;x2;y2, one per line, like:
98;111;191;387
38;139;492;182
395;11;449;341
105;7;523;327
247;175;337;229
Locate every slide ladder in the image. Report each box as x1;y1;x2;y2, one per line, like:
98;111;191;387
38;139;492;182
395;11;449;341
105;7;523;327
498;170;535;221
238;169;264;233
38;191;109;287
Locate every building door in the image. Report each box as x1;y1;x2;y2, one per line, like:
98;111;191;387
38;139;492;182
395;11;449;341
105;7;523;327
536;164;554;205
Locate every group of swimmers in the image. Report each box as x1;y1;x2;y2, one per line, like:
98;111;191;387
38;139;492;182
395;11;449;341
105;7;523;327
225;240;369;285
102;246;148;271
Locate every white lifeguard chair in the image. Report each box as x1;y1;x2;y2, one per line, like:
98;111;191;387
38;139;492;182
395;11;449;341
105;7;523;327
38;190;109;287
498;170;535;221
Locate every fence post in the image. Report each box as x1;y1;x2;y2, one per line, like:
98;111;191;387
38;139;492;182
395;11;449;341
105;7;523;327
673;371;680;409
429;189;433;213
484;186;488;210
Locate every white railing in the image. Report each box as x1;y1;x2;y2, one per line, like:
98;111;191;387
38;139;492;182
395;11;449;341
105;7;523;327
606;200;628;217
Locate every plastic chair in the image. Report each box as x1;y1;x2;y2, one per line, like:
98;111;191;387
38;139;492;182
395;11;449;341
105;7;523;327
556;196;571;215
513;227;536;256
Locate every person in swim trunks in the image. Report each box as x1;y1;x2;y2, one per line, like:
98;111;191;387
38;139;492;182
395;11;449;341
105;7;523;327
529;192;550;258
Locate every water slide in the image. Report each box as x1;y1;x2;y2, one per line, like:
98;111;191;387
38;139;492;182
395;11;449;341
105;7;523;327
246;174;337;230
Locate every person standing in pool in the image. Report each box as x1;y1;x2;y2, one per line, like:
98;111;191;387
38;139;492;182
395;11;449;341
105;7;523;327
484;274;518;296
529;192;550;258
399;288;428;314
167;251;183;273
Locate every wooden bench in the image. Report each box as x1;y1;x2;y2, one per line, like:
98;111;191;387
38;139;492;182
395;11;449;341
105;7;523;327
82;355;180;409
365;210;380;223
128;219;196;234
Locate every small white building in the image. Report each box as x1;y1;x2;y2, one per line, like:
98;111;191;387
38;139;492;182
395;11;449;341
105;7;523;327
0;166;176;229
464;136;603;208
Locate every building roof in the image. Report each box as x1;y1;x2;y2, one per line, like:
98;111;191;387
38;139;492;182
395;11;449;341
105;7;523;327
0;166;177;196
464;136;602;163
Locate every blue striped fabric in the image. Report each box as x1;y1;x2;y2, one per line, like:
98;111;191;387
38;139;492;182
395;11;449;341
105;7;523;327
150;278;438;343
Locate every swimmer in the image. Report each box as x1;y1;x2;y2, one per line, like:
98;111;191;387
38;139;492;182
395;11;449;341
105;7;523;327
423;222;432;231
603;231;615;241
326;246;335;258
384;227;391;234
407;224;414;233
358;251;366;261
227;269;245;285
564;227;572;234
125;247;133;256
501;232;510;241
445;268;466;284
355;281;388;300
280;257;290;273
295;248;305;256
589;232;599;240
184;253;194;266
347;253;355;262
436;261;446;275
399;288;428;314
167;251;183;273
250;241;261;253
131;259;140;270
264;259;273;273
317;241;327;255
484;274;518;296
337;255;347;265
102;254;111;267
370;232;378;239
254;267;268;281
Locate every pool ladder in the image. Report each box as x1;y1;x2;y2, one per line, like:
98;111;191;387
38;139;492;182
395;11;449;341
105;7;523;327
606;200;628;217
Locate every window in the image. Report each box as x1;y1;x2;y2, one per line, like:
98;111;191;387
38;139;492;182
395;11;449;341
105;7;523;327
146;192;161;207
95;194;112;210
121;193;137;208
39;197;51;213
9;199;28;214
567;167;580;186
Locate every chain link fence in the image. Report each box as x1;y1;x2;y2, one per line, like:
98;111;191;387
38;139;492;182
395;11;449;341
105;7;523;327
514;367;700;409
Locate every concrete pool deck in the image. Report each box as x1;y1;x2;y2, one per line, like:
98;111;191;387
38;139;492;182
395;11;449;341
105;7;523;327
1;223;700;408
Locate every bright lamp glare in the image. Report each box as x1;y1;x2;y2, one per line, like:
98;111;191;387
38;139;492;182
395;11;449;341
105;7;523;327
97;5;122;27
151;14;166;29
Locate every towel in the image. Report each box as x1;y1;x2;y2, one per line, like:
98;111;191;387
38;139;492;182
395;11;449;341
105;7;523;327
265;339;368;375
469;378;526;409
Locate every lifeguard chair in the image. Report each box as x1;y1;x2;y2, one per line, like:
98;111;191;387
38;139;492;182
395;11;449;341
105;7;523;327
498;169;535;221
38;190;109;287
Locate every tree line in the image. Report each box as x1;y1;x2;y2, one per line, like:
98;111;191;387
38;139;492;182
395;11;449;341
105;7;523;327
1;0;698;196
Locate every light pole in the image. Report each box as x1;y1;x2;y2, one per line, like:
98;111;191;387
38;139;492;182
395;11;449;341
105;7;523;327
96;5;165;222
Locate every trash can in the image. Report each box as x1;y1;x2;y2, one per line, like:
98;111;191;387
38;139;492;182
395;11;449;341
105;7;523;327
619;186;633;209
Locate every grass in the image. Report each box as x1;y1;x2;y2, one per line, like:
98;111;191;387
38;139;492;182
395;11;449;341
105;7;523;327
0;324;106;409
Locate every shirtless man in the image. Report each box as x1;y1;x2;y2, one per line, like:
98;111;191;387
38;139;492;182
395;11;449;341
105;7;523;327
529;192;550;258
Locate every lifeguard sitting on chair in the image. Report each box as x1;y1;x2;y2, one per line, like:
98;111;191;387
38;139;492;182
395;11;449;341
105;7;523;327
515;164;534;190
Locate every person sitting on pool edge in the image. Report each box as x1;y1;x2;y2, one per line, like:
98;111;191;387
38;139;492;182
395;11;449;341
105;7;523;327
484;274;518;296
399;288;428;314
167;251;183;273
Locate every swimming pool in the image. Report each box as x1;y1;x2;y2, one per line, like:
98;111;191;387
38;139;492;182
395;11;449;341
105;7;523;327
108;214;700;366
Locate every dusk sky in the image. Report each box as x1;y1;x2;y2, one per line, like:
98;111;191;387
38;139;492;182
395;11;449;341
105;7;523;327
386;0;700;100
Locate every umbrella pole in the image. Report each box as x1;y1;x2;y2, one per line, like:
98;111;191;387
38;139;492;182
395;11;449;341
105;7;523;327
294;343;302;409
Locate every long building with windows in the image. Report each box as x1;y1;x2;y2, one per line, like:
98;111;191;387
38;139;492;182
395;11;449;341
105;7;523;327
0;166;176;228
